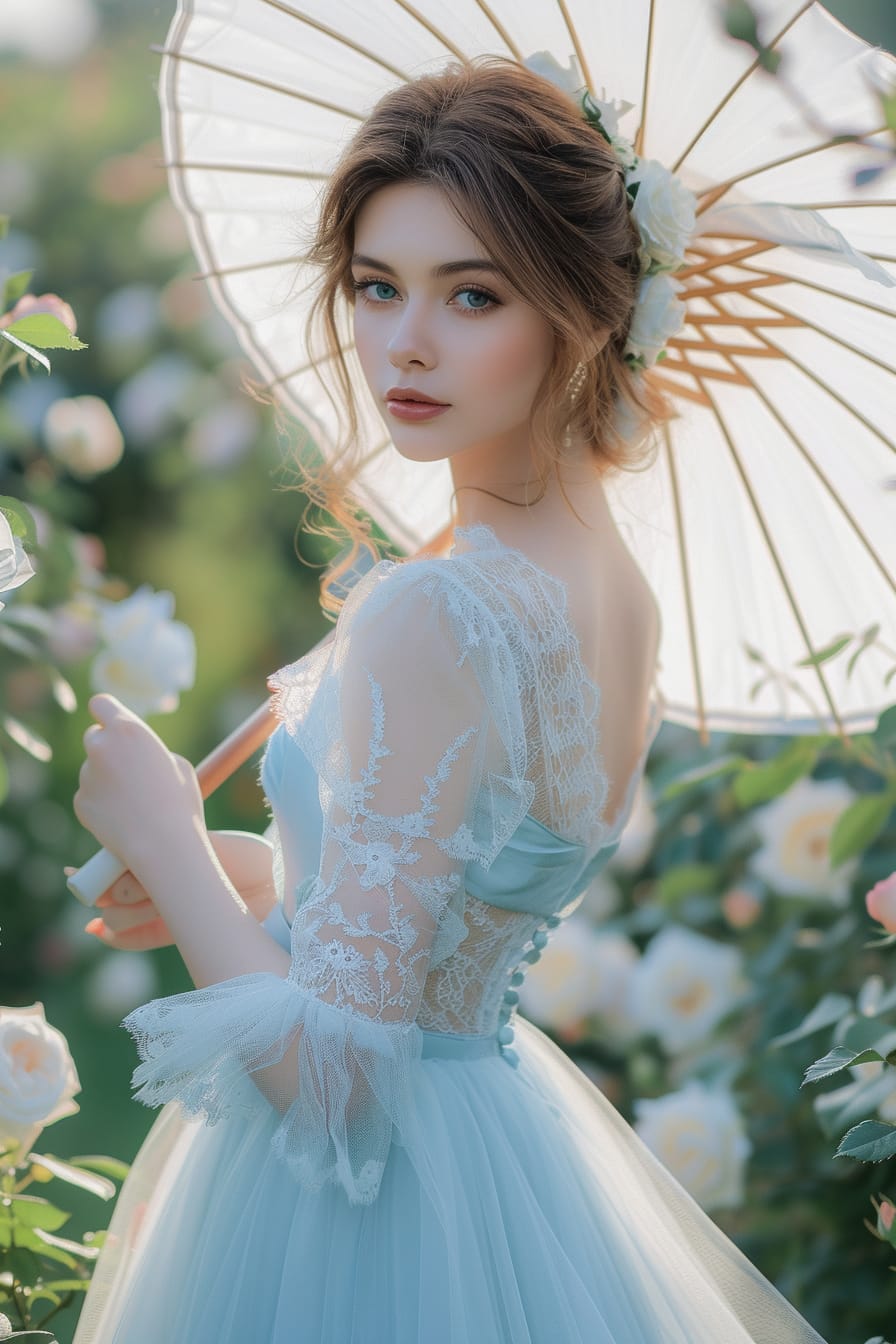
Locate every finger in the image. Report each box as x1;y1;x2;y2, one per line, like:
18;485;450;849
87;693;121;722
100;901;157;934
97;879;147;908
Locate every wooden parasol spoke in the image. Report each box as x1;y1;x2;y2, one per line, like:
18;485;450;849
685;313;803;329
667;337;787;358
658;418;710;743
669;0;813;174
656;357;752;385
703;291;896;597
677;273;790;303
153;45;365;120
676;240;779;278
648;373;713;408
691;371;848;740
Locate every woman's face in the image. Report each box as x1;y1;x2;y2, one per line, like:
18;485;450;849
351;180;556;473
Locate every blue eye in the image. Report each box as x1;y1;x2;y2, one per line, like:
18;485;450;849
350;279;499;317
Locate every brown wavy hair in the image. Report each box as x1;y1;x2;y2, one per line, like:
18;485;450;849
258;53;677;620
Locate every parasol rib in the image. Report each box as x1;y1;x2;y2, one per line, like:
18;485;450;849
695;371;849;738
703;295;896;599
732;260;896;320
554;0;593;93
717;319;896;459
670;1;814;174
392;2;471;62
633;0;657;159
695;125;890;216
149;46;365;120
259;0;410;81
659;418;709;743
471;1;524;61
161;161;327;179
728;288;896;378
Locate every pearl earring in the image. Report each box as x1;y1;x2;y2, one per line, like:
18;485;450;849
562;361;587;449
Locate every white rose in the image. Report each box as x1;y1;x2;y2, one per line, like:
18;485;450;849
633;1080;753;1211
747;776;860;907
625;924;749;1054
625;272;686;366
91;583;196;716
0;510;36;613
0;1003;81;1161
522;50;585;101
588;932;641;1047
43;394;124;478
628;158;697;270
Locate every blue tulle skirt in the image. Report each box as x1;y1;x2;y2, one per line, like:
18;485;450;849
73;1015;827;1343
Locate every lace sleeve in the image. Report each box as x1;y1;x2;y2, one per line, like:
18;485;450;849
121;560;533;1204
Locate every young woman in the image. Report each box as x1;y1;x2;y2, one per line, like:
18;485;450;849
71;56;828;1343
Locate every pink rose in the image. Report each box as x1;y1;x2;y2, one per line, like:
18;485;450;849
0;292;77;335
878;1199;895;1234
866;873;896;932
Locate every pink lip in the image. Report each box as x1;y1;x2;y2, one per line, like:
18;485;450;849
386;399;451;422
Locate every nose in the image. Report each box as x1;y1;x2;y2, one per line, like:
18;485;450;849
386;299;436;370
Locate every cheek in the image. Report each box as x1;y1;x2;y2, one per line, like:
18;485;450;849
472;315;553;400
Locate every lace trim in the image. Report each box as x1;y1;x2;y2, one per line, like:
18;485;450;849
450;521;663;849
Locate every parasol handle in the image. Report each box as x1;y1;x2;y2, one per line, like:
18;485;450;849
66;524;456;907
66;696;283;906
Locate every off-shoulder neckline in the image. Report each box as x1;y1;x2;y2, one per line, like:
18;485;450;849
448;520;664;846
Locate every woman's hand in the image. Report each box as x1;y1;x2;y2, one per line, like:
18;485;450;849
69;832;278;951
73;693;205;879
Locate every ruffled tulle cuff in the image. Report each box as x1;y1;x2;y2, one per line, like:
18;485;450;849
121;976;424;1205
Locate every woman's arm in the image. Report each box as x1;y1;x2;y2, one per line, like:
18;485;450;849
77;829;279;951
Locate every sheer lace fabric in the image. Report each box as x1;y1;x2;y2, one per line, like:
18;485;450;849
123;532;662;1205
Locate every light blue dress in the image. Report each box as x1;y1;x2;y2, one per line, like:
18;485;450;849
73;523;828;1343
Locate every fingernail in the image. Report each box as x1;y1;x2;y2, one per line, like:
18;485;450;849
85;919;103;936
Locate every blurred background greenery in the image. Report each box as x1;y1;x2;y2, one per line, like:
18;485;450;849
1;2;895;1340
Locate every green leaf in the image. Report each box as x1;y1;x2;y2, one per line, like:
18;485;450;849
757;47;782;75
2;314;87;352
873;704;896;752
3;270;33;310
732;739;819;807
26;1153;117;1201
723;0;762;46
0;496;38;548
767;992;852;1049
3;1194;70;1232
802;1044;890;1086
796;634;852;667
835;1119;896;1163
829;792;893;868
0;216;8;239
655;863;720;907
814;1067;896;1139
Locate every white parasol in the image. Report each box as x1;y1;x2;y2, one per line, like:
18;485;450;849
154;0;896;741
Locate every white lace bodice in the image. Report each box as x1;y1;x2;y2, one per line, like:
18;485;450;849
123;524;664;1204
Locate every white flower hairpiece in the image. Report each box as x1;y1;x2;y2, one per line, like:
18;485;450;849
523;51;698;372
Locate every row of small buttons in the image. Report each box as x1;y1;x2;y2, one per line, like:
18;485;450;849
497;913;563;1068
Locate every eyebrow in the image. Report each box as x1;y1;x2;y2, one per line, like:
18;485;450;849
350;253;505;279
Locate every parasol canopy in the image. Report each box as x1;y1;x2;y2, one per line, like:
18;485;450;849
155;0;896;739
